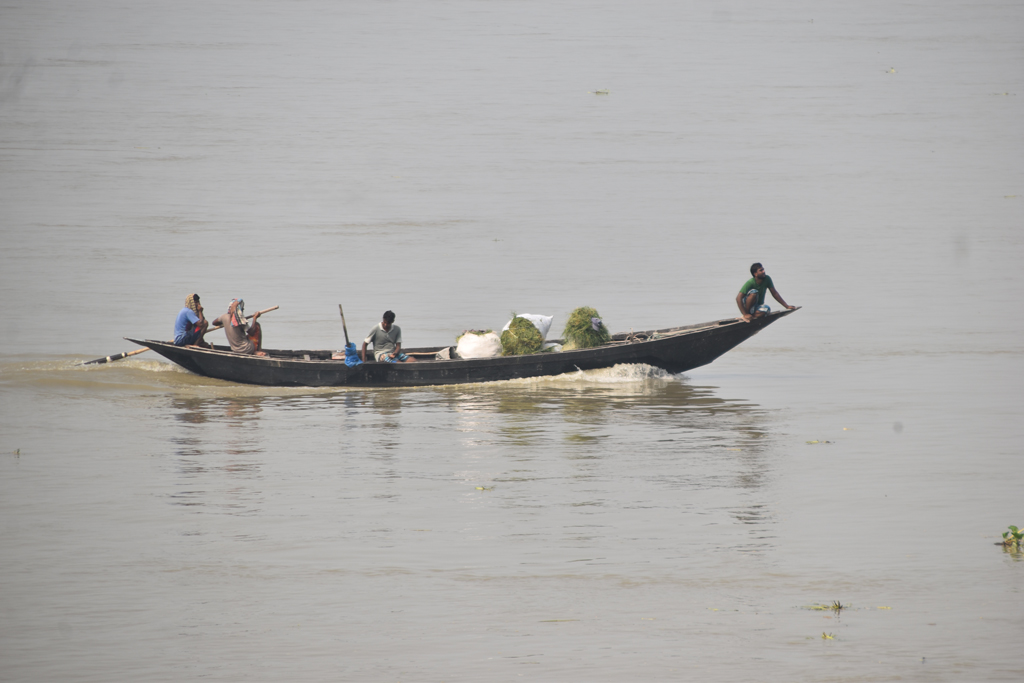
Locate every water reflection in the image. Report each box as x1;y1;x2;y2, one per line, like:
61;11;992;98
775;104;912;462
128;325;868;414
1001;544;1023;562
149;368;780;552
436;373;773;464
429;368;781;554
360;391;405;460
165;396;267;518
171;395;265;426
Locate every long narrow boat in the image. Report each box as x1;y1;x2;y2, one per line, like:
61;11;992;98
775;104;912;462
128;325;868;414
127;309;798;387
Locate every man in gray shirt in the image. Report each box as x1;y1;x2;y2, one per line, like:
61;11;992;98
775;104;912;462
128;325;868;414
361;310;416;363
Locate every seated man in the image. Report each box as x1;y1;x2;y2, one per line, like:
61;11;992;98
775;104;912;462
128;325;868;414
173;293;210;347
736;262;796;322
215;298;265;356
361;310;417;363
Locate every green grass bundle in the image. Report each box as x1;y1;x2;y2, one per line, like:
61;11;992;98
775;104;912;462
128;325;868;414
562;306;611;350
456;329;493;343
500;317;544;356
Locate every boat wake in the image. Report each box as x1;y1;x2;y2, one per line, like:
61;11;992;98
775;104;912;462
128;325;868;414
0;356;190;391
1;357;189;375
1;357;682;395
508;363;678;386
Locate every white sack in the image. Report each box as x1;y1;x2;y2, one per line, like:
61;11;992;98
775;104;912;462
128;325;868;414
455;331;503;359
501;314;553;341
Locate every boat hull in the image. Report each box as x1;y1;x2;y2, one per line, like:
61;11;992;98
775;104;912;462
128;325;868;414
127;310;796;387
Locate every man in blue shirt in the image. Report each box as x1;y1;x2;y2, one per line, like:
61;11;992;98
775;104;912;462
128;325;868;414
173;293;210;346
736;263;795;322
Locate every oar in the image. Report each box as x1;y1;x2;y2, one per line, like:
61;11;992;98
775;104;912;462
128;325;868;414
82;347;152;365
81;305;279;365
208;307;280;333
337;304;351;346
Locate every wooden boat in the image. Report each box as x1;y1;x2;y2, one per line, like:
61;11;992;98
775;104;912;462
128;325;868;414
127;309;798;387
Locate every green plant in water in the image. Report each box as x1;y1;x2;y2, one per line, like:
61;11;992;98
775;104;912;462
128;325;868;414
500;316;543;356
1001;525;1023;547
562;306;611;350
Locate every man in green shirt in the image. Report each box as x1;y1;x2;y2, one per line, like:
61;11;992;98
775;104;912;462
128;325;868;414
736;262;796;322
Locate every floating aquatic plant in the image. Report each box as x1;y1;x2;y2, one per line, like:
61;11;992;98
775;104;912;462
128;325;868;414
1000;525;1022;548
562;306;610;350
802;601;849;612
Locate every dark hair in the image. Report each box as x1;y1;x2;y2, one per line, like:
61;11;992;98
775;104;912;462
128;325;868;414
750;262;763;276
383;310;396;323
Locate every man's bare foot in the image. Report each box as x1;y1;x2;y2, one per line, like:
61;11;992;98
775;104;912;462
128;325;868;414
255;351;267;357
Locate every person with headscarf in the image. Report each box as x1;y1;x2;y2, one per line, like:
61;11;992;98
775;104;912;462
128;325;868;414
173;293;210;347
214;298;265;356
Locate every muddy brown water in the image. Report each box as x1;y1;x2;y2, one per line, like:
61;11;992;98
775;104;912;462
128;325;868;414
2;1;1022;680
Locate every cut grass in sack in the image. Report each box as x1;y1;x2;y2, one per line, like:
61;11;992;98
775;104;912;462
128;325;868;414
501;314;552;341
500;316;544;356
562;306;610;350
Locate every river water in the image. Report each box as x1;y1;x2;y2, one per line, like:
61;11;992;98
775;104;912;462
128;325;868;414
1;1;1022;681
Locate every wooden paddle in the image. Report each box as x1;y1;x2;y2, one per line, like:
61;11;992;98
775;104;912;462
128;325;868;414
338;304;351;346
81;305;279;365
209;305;279;331
82;346;152;365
